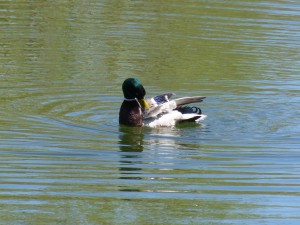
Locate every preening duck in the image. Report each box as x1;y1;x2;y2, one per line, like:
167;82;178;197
119;78;206;127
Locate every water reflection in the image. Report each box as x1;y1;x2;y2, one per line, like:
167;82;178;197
118;126;143;191
118;126;144;152
117;126;182;193
146;127;180;148
117;125;203;195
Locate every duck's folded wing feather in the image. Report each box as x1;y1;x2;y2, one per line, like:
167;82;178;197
174;96;206;106
143;100;177;118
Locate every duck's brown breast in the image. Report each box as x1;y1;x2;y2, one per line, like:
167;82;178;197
119;101;143;126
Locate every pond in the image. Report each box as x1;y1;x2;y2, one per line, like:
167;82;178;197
1;0;300;224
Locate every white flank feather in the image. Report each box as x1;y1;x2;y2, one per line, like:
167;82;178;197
144;111;207;128
144;111;182;127
195;114;207;122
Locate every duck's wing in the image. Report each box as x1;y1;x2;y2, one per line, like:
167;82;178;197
146;93;175;108
147;95;205;107
143;100;177;119
174;96;206;106
153;93;175;105
144;96;206;119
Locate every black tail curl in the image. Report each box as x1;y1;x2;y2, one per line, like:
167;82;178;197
177;106;202;115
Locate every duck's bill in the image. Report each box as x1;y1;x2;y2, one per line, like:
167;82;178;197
138;98;150;110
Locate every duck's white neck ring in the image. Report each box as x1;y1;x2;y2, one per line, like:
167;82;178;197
124;97;142;108
124;98;136;102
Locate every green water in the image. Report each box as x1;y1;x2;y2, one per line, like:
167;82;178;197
1;0;300;224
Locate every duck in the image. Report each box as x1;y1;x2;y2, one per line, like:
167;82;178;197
119;78;206;127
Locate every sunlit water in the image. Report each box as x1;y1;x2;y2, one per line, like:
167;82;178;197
1;0;300;224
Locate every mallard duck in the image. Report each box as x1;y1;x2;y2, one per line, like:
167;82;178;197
119;78;206;127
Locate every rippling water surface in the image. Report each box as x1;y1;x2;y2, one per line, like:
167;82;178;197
1;0;300;224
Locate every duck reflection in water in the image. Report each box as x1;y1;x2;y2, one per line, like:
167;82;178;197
119;126;144;152
118;126;144;194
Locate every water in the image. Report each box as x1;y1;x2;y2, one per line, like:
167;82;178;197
1;0;300;224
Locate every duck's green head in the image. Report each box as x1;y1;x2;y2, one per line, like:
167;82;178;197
122;78;149;109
